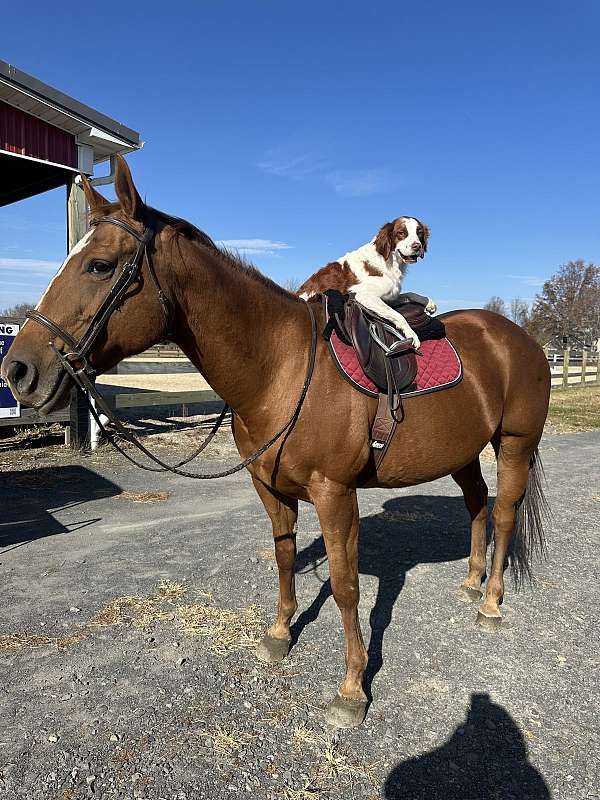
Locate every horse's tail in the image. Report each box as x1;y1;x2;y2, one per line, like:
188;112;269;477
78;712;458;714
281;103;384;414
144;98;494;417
510;447;550;587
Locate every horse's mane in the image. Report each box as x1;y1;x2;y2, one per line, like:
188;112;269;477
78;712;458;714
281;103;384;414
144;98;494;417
92;202;296;302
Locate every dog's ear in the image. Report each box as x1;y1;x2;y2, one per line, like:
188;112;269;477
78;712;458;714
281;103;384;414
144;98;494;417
374;222;395;260
419;222;430;253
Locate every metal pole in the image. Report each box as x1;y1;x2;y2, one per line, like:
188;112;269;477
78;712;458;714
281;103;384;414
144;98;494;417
88;387;101;451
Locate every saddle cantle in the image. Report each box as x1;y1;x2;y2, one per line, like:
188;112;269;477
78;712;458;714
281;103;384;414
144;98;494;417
322;290;462;469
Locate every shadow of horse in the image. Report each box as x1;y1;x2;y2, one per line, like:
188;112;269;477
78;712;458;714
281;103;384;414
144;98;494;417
0;465;121;554
293;493;493;699
384;693;550;799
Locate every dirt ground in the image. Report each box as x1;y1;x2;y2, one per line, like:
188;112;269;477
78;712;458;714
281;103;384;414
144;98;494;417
1;421;599;799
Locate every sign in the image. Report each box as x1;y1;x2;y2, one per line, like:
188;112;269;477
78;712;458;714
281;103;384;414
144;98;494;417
0;322;20;419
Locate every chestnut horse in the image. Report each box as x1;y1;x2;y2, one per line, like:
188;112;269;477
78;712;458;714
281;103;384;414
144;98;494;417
2;156;550;728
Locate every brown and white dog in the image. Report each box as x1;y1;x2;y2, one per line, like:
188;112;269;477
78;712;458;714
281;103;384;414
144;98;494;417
298;217;435;349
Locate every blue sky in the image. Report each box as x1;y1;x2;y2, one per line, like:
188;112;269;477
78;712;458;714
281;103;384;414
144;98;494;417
2;1;599;311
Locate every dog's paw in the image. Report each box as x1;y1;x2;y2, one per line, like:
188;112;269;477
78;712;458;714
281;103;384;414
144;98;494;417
425;298;437;315
408;331;421;350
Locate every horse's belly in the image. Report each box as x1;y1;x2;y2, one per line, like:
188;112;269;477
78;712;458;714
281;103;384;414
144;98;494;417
364;378;501;488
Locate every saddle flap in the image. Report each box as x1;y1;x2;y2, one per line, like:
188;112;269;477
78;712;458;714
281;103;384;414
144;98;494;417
346;302;417;394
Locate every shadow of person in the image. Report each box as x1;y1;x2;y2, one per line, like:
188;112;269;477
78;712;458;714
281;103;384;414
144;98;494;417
292;493;493;700
384;693;550;800
0;465;121;552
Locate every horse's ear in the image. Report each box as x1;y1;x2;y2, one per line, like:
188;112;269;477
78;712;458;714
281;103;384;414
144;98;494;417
114;154;145;220
80;174;108;211
374;222;395;260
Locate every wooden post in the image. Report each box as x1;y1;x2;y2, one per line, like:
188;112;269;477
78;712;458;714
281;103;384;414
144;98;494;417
562;348;570;388
66;177;90;448
581;349;588;386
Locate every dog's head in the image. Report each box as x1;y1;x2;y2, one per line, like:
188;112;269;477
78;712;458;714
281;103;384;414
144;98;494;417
374;217;429;264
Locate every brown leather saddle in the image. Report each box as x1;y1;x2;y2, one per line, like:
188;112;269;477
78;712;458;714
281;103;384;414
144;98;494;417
323;290;445;400
322;289;446;469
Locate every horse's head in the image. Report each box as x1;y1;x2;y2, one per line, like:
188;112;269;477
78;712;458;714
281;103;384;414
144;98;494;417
1;156;171;414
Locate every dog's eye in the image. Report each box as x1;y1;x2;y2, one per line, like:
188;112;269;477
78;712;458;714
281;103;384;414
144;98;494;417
87;260;114;275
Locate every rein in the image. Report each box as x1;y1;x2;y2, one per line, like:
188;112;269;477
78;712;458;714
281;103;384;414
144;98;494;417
26;217;318;479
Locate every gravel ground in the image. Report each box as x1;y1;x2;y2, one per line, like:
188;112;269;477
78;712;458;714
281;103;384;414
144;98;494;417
0;427;599;799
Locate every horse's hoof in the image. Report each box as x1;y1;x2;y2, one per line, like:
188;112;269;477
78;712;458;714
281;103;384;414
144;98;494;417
325;693;367;729
255;634;291;664
477;609;502;631
458;585;483;603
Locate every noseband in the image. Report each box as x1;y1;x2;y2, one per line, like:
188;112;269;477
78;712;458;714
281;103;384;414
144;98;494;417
25;217;317;479
27;216;170;379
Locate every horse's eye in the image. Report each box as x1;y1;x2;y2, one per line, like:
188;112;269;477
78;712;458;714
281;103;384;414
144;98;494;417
87;260;114;275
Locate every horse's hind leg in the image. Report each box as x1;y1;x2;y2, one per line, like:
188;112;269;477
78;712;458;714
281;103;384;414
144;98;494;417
478;433;535;630
252;478;299;663
452;458;489;602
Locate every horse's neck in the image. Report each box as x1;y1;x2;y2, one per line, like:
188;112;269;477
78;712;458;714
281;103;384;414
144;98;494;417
168;240;306;417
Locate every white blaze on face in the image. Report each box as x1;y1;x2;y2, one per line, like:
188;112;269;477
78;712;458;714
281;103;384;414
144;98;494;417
24;230;95;325
395;217;421;259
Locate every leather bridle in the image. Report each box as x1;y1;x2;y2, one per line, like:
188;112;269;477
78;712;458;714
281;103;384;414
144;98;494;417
25;216;317;478
27;216;170;379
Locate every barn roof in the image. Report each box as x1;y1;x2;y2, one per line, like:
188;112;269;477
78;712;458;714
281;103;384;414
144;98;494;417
0;60;141;161
0;60;142;206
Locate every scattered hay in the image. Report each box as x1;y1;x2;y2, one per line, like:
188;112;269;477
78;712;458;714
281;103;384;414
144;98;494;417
593;496;600;503
155;580;188;601
116;490;170;503
291;722;321;748
0;631;86;652
289;726;380;789
90;596;170;628
278;786;320;800
258;547;277;561
377;510;438;523
91;581;188;627
175;603;264;653
199;725;254;754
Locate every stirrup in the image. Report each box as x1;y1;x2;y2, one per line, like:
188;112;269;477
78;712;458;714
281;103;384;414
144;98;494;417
368;322;414;356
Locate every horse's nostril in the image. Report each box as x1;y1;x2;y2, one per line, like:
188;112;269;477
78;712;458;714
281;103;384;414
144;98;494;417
6;359;38;395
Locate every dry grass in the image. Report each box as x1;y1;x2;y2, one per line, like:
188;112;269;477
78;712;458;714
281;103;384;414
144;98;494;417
0;631;86;652
289;723;380;791
1;581;260;656
546;385;600;432
376;509;438;523
199;725;254;754
155;580;188;601
278;787;320;800
90;595;171;628
175;603;264;654
91;580;187;627
115;490;170;503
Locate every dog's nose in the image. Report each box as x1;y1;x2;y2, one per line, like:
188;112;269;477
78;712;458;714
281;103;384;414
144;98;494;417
411;242;422;252
4;357;38;396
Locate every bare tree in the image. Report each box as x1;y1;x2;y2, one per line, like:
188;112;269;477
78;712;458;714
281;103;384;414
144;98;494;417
281;277;301;294
510;297;530;328
0;301;35;318
483;296;507;316
528;260;600;344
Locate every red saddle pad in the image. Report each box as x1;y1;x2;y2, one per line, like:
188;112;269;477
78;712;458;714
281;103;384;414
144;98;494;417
329;329;462;398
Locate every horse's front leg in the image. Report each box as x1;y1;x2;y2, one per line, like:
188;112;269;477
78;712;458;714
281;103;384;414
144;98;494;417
252;477;299;663
312;484;368;728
